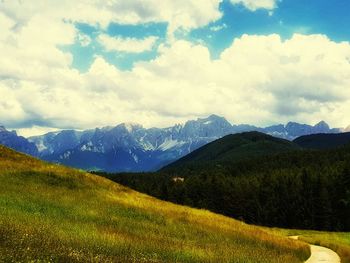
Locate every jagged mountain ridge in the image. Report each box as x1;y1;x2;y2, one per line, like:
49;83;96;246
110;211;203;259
0;126;38;156
0;115;344;172
29;115;233;171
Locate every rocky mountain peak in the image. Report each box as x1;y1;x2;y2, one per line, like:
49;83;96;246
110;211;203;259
0;126;38;156
199;114;231;125
181;115;232;139
118;122;143;133
314;120;329;129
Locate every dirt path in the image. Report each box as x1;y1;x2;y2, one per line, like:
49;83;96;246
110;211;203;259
289;236;340;263
306;244;340;263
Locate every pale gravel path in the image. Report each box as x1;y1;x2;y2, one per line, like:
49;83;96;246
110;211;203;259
289;236;340;263
306;244;340;263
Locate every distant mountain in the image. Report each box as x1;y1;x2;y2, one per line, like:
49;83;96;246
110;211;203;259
0;126;38;156
265;120;340;139
0;115;342;172
162;131;301;171
29;115;234;172
294;132;350;150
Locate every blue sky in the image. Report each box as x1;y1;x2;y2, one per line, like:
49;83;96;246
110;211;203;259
192;0;350;55
67;0;350;71
67;22;167;71
1;0;350;136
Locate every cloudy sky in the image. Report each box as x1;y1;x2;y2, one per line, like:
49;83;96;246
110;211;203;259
1;0;350;136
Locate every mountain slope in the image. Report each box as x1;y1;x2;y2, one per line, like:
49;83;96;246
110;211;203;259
0;145;309;262
163;131;301;171
0;126;38;156
294;132;350;150
29;115;234;172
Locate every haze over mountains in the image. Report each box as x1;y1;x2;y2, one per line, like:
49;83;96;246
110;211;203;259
0;115;346;172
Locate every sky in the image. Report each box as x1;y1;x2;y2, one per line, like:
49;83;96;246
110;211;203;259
1;0;350;136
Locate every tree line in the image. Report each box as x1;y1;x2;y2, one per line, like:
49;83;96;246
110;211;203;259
96;145;350;231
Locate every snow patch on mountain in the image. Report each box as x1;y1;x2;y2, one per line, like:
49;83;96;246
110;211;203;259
158;138;185;151
36;138;48;152
132;153;139;163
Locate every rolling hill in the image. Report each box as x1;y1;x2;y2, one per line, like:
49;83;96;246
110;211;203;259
294;132;350;149
0;145;309;262
162;131;301;171
106;132;350;232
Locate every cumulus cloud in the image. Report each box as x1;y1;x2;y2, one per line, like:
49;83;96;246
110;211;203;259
98;34;158;53
1;1;350;135
4;31;350;134
0;0;222;134
230;0;279;11
0;0;223;38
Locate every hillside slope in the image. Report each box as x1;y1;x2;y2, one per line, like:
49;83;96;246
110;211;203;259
0;145;309;262
162;131;301;171
109;138;350;231
294;132;350;149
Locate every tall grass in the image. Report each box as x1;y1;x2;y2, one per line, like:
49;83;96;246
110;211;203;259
0;145;310;262
270;228;350;263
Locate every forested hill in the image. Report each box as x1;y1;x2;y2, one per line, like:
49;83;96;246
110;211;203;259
293;132;350;150
103;134;350;232
162;131;301;172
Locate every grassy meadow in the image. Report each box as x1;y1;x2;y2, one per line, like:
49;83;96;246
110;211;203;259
0;145;310;262
271;228;350;263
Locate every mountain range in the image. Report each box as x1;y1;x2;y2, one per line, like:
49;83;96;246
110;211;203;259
0;115;346;172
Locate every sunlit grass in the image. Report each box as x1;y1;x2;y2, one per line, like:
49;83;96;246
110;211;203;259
0;145;310;262
270;228;350;263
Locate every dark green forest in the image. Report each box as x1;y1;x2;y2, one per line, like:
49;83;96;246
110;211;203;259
96;132;350;231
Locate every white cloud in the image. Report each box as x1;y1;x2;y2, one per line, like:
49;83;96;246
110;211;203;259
2;32;350;133
0;0;223;38
16;126;63;138
230;0;279;11
77;33;91;47
0;0;221;132
1;2;350;135
98;34;158;53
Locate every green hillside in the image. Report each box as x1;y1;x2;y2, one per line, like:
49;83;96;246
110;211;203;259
106;134;350;231
0;145;309;262
294;132;350;150
271;228;350;263
162;131;301;172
